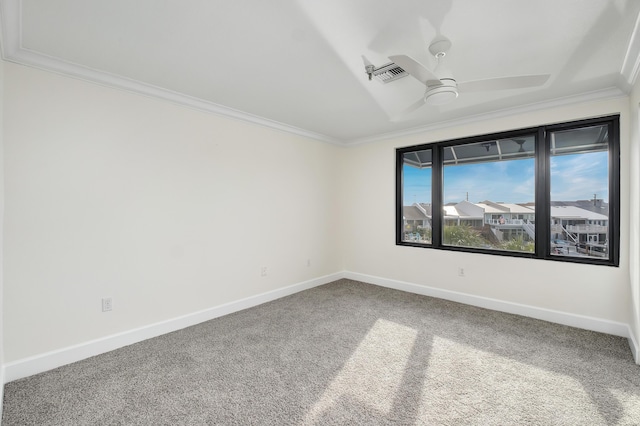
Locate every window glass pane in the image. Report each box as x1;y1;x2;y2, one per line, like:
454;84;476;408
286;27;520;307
549;125;609;260
442;136;536;252
402;149;432;244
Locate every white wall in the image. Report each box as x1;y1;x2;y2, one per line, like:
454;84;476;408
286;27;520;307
2;62;342;363
0;53;5;414
629;77;640;362
2;58;638;375
340;97;633;330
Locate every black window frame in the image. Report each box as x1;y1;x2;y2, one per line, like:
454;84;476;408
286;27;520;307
395;115;620;267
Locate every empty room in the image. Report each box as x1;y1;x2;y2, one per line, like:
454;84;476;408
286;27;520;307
1;0;640;424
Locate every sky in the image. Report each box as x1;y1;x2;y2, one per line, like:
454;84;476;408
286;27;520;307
403;151;609;205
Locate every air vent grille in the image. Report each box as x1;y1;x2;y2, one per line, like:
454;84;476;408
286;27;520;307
373;63;408;84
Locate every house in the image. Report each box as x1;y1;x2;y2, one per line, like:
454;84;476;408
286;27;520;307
550;205;609;245
402;204;430;237
0;2;639;416
404;200;605;246
446;200;484;227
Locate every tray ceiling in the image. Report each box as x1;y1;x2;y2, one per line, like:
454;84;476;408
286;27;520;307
2;0;640;144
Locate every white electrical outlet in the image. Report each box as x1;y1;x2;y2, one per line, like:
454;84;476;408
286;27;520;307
102;297;113;312
458;267;465;277
261;266;268;277
307;259;311;267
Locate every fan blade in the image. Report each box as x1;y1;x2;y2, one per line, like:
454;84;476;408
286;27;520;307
458;74;550;92
392;97;427;122
389;55;442;87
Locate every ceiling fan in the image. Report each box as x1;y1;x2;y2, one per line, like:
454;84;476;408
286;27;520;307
389;36;550;116
513;139;527;153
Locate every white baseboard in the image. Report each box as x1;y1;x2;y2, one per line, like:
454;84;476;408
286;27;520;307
0;363;4;420
343;272;634;342
3;272;342;383
629;329;640;364
5;270;638;382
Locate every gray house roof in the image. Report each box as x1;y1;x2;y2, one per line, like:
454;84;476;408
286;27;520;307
403;206;428;220
552;199;609;217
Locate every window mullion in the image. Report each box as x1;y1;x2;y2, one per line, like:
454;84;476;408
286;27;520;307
395;149;405;245
432;145;443;247
608;117;620;265
536;128;549;258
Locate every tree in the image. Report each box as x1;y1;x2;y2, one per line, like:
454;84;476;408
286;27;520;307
443;225;484;247
502;237;535;253
417;227;432;242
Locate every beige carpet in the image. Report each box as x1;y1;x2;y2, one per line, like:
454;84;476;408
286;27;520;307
3;279;640;425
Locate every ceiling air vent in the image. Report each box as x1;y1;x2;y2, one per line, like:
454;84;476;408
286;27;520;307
373;62;408;84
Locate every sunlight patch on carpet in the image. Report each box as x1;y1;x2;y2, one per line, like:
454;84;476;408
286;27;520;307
609;388;640;422
303;318;418;423
419;335;608;424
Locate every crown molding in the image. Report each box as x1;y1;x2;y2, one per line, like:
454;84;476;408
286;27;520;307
346;87;627;145
0;0;343;146
621;10;640;86
5;50;344;145
0;0;635;148
0;0;19;59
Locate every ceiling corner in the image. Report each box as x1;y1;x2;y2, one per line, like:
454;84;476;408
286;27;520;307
621;10;640;86
0;0;343;146
0;0;21;60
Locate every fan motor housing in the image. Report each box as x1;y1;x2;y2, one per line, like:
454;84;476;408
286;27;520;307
425;78;458;105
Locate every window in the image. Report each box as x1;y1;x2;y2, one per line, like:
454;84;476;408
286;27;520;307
549;124;613;260
441;136;536;253
401;149;432;244
396;116;619;266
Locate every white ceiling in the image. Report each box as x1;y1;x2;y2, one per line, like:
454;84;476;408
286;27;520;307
2;0;640;145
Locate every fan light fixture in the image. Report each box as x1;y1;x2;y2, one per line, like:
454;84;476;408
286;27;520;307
424;79;458;105
389;35;550;117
